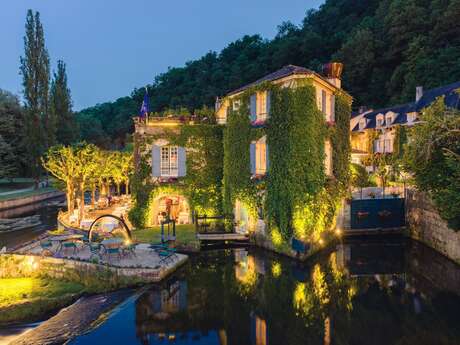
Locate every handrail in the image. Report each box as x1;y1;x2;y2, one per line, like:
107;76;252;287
88;214;132;242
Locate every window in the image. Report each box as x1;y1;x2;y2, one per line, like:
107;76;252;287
384;139;393;152
376;115;384;127
256;91;268;121
407;112;416;123
233;99;241;111
385;114;393;126
321;90;327;115
255;139;267;174
359;119;367;130
160;146;178;176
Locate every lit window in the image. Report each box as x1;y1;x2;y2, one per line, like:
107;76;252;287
233;99;241;111
255;139;267;175
359;119;367;130
257;92;267;121
376;115;384;127
160;146;178;176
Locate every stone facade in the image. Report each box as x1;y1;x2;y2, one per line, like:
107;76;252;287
406;189;460;265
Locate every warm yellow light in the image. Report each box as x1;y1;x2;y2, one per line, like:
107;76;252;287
124;239;132;245
335;228;342;236
318;238;324;245
271;262;282;278
271;229;283;246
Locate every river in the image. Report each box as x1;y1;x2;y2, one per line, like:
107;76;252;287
67;237;460;345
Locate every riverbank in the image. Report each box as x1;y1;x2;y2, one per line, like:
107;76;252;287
0;189;64;211
0;277;84;324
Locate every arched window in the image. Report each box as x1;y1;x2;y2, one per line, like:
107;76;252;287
376;114;384;127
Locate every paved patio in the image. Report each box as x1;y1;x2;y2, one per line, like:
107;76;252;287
17;238;186;270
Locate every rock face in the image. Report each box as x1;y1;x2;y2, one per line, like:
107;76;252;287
406;189;460;265
0;215;41;232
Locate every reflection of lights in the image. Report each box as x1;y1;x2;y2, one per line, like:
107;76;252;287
168;334;176;341
271;262;282;278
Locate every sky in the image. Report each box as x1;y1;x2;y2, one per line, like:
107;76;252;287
0;1;323;110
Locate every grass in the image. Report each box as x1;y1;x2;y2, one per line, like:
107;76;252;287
0;186;57;201
0;277;85;324
133;224;199;249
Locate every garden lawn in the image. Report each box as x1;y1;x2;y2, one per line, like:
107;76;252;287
0;277;84;324
133;224;199;249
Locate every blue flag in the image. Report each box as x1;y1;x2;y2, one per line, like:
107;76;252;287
139;88;149;118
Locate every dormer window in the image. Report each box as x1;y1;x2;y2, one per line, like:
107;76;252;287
385;113;394;126
376;114;384;128
407;112;416;123
233;99;241;111
359;118;367;130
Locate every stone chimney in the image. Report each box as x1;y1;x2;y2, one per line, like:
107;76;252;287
323;62;343;89
416;86;423;102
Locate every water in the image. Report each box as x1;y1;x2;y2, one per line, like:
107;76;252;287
69;238;460;345
0;200;63;250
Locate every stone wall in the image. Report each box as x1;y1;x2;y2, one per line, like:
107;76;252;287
0;191;64;211
406;189;460;265
0;254;186;289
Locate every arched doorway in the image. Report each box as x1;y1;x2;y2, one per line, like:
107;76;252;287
150;194;191;226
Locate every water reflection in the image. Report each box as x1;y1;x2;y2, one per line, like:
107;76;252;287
71;239;460;345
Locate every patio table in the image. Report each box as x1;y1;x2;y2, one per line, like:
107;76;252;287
79;219;93;229
49;234;84;254
101;238;124;248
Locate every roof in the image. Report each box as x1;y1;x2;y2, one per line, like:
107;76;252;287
414;81;460;112
227;65;317;95
351;81;460;132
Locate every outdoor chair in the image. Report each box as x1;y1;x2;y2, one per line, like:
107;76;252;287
40;240;54;255
157;247;178;265
89;242;102;260
62;241;77;255
122;243;137;257
105;247;121;262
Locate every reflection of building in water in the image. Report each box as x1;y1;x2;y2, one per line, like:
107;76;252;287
336;241;405;277
234;249;265;283
135;278;228;345
250;313;267;345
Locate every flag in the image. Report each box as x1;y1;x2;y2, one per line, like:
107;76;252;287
139;88;149;118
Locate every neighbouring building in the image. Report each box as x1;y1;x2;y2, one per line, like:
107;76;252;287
350;81;460;168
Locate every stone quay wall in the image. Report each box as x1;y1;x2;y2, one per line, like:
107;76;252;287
406;189;460;265
0;254;187;289
0;190;64;211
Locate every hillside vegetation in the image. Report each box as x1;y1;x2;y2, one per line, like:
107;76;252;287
76;0;460;147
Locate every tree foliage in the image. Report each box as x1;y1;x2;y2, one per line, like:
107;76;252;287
404;97;460;230
76;0;460;147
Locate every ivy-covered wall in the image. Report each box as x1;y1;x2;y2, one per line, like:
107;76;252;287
223;81;351;244
129;124;223;228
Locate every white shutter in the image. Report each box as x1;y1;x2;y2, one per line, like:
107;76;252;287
250;95;257;122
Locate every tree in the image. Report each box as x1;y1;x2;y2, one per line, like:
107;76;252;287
0;136;17;179
0;89;27;176
20;10;50;183
73;143;99;223
42;145;78;215
111;151;124;195
50;60;77;145
120;151;133;195
350;163;369;199
404;98;460;229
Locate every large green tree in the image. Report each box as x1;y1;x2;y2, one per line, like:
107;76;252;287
404;98;460;230
50;60;78;145
0;90;27;176
20;9;50;182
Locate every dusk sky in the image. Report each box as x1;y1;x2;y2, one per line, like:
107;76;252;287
1;0;323;110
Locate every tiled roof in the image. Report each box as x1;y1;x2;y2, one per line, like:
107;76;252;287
227;65;314;95
414;81;460;111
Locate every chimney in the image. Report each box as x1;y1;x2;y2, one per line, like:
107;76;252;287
416;86;423;102
323;62;343;89
358;106;368;114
